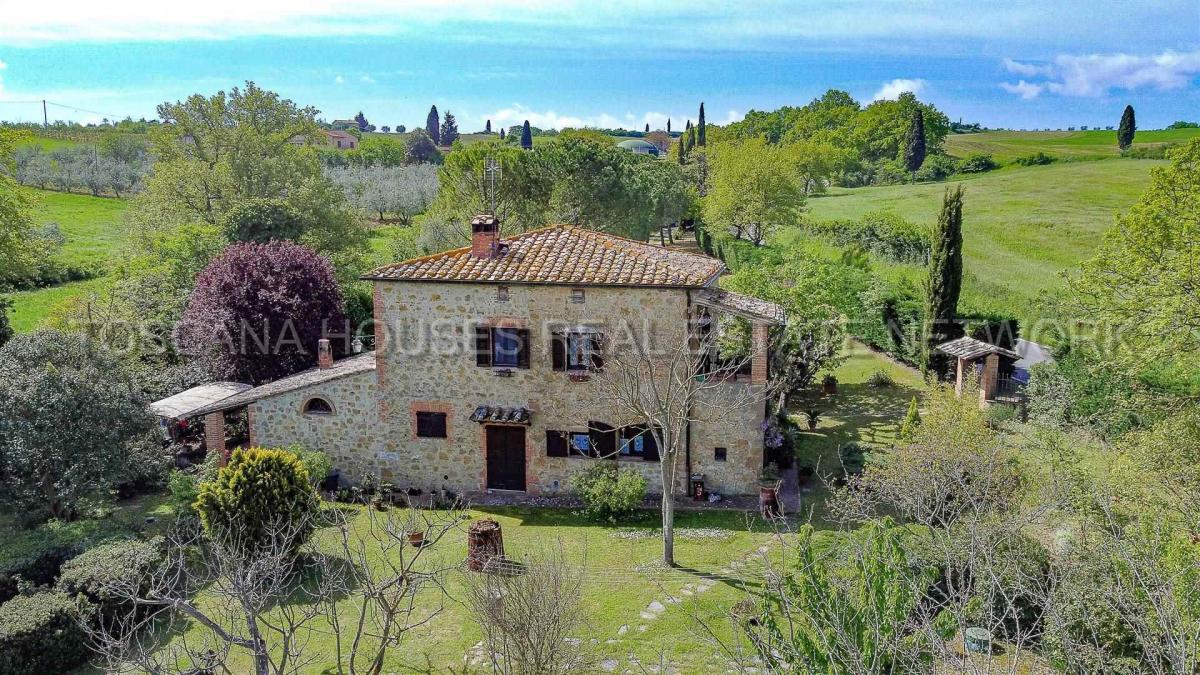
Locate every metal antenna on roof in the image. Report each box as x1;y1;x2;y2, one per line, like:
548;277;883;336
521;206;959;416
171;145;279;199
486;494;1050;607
484;157;500;217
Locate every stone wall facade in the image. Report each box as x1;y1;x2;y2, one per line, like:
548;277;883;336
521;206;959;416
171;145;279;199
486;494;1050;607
248;280;767;497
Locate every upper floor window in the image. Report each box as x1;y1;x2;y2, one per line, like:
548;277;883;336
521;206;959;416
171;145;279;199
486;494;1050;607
570;288;585;303
497;286;510;302
551;330;603;372
302;397;334;415
475;326;530;369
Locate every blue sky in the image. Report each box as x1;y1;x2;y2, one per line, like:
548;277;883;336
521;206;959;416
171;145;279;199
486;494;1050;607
1;1;1198;131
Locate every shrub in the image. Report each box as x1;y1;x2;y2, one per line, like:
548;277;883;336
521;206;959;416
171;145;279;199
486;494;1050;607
0;590;90;674
1014;151;1055;166
1121;142;1182;160
282;445;334;486
957;153;998;173
167;451;221;512
56;537;163;621
986;403;1020;428
867;369;896;388
194;447;319;559
915;154;958;181
839;443;868;477
962;313;1020;350
570;463;647;523
802;212;931;264
0;518;135;603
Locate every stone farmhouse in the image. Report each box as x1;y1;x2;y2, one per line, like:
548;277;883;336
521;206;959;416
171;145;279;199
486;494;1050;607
165;216;784;498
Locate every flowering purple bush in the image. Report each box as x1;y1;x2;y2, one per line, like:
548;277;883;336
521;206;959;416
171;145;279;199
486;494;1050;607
177;241;347;385
762;418;784;450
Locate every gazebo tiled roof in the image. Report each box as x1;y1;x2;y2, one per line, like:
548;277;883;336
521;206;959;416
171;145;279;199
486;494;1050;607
935;336;1019;361
189;352;377;416
363;225;725;288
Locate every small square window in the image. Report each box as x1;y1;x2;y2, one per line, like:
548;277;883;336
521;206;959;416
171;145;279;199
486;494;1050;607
569;432;591;456
570;288;585;303
416;411;447;438
714;447;727;462
497;286;510;301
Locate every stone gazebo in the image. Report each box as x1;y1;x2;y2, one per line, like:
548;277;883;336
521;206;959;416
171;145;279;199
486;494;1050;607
935;336;1021;406
150;382;251;458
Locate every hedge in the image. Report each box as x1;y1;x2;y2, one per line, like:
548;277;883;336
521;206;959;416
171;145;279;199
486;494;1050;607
0;590;91;674
56;537;164;621
802;212;931;265
0;519;132;603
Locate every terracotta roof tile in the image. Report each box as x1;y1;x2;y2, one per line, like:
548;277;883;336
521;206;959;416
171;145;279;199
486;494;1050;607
363;225;725;288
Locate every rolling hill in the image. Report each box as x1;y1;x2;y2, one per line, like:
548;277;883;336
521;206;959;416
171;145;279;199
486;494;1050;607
943;128;1200;162
803;157;1167;332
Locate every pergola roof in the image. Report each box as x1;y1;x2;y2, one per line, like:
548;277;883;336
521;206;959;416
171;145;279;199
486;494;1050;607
935;336;1019;361
693;288;785;325
150;382;252;420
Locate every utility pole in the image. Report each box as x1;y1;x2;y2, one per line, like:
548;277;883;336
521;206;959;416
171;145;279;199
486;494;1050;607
42;100;48;127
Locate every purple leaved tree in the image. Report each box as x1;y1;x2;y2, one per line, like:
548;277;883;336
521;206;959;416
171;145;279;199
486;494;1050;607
177;240;348;385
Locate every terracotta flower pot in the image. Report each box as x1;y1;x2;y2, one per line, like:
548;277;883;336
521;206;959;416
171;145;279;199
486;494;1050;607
408;530;426;548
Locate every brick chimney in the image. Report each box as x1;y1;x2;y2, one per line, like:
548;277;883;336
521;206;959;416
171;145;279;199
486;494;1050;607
318;338;333;370
471;214;500;259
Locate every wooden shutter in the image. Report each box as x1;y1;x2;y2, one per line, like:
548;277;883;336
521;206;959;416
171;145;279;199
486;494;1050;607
643;428;660;462
516;328;531;369
589;421;616;459
589;333;604;371
545;430;568;457
551;332;566;371
474;326;491;367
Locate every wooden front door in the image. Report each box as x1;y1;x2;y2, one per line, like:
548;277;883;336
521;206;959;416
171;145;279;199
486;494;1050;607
486;425;526;491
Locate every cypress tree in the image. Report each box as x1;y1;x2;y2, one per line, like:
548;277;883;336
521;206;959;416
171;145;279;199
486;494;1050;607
667;118;671;134
485;119;492;134
425;105;440;145
499;128;506;140
1117;104;1136;150
520;120;533;150
441;110;459;145
697;102;706;146
645;123;650;133
684;125;695;154
675;135;685;164
923;186;965;375
903;108;926;182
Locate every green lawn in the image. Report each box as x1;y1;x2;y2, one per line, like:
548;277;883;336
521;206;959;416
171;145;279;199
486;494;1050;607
6;190;128;332
71;502;783;673
944;128;1200;162
803;158;1163;331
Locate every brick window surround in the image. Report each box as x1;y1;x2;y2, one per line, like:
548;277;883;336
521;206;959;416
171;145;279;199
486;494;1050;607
410;401;454;441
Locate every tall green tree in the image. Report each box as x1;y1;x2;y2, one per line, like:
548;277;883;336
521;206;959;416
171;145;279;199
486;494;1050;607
485;119;492;134
1118;104;1137;151
1069;138;1200;362
520;120;533;150
697;102;706;146
923;185;965;374
426;105;440;144
440;110;460;145
903;108;926;181
684;125;696;155
0;330;157;522
540;132;655;239
703;138;806;246
430;140;552;234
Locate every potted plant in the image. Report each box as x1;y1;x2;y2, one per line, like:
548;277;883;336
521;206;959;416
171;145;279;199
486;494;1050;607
759;463;782;518
822;373;838;395
804;409;821;431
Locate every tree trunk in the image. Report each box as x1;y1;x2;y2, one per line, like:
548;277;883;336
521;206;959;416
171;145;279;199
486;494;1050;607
660;456;677;567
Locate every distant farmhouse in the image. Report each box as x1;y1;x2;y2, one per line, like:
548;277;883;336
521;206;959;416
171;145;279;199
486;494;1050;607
617;138;661;157
288;129;359;150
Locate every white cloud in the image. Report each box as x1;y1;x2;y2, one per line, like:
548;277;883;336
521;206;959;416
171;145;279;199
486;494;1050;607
359;74;376;84
0;60;7;70
873;78;927;101
718;109;743;125
1001;50;1200;98
1002;58;1052;78
999;79;1044;100
334;75;344;85
482;103;718;132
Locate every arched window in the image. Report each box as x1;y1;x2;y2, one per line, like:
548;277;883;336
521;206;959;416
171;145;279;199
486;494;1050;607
302;397;334;415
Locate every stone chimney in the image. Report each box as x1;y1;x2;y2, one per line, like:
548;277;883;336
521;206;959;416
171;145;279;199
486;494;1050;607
471;214;500;259
318;338;333;370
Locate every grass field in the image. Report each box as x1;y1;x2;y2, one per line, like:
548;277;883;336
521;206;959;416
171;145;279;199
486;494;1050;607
803;158;1164;330
944;128;1200;162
